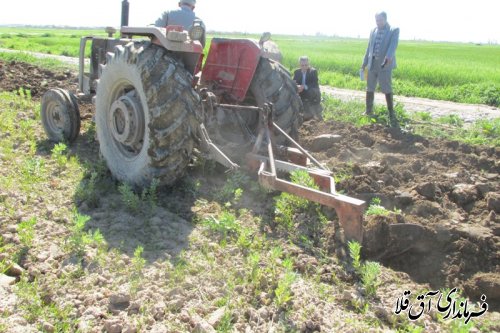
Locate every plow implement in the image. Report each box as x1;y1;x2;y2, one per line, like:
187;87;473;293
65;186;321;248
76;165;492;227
200;99;366;242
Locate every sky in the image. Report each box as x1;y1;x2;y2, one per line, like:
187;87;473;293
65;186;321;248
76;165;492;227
1;0;499;43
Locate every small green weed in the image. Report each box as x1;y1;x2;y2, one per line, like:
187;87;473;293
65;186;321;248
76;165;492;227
74;171;100;208
118;183;141;213
130;245;146;294
396;323;425;333
247;251;262;292
170;256;188;284
20;157;46;185
233;188;243;202
236;227;253;250
216;310;233;332
274;257;296;309
203;210;240;240
0;236;11;274
118;179;160;214
18;217;37;248
218;171;250;203
414;111;432;122
132;246;146;275
51;142;68;168
361;261;381;297
333;163;354;183
348;241;381;298
365;197;391;216
274;170;319;229
348;240;362;273
66;212;103;258
437;114;463;127
141;178;160;209
274;271;296;308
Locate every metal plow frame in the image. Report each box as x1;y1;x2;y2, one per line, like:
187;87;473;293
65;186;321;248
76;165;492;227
200;101;366;242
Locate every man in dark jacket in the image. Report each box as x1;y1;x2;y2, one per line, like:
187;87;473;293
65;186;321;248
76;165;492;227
293;56;322;120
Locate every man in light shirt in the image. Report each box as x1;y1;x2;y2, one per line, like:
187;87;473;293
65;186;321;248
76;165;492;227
155;0;206;47
361;11;400;126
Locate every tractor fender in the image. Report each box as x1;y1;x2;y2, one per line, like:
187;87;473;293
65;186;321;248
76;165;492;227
201;38;263;102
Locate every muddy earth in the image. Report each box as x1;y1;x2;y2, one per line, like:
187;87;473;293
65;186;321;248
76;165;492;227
0;59;93;118
1;59;499;331
0;60;78;98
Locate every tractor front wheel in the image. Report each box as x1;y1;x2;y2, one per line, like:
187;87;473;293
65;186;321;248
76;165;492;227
41;88;80;143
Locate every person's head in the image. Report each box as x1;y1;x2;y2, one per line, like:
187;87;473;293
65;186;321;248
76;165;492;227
375;11;387;29
299;56;310;72
179;0;196;10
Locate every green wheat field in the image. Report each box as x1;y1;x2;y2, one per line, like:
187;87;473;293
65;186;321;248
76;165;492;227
0;27;499;106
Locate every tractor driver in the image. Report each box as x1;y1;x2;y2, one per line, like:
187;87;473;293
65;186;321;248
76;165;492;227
155;0;206;47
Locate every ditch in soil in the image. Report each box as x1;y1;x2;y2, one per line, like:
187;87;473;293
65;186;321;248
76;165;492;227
299;120;500;308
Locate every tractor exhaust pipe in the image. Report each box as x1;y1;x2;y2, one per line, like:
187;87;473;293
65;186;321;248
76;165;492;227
121;0;129;27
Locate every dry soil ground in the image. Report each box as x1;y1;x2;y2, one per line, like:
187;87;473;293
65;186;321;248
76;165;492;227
0;59;499;332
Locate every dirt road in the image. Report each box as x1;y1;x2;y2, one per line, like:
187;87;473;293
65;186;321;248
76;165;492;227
0;48;82;66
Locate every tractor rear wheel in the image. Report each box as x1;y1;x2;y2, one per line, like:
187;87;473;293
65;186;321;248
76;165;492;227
95;42;201;187
249;58;302;143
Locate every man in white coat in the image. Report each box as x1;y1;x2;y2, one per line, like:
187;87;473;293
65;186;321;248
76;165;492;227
361;11;400;126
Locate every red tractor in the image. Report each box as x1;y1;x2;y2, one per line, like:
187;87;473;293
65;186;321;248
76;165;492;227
40;8;365;241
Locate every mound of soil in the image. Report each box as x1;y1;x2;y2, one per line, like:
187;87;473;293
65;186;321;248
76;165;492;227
0;59;78;98
0;59;93;118
300;120;500;305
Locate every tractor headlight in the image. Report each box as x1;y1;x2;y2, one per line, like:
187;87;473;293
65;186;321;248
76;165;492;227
189;20;204;41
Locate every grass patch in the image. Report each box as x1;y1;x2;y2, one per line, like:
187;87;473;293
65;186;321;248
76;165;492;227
436;114;464;127
18;217;37;248
216;171;251;203
15;277;76;331
411;116;500;146
322;94;410;127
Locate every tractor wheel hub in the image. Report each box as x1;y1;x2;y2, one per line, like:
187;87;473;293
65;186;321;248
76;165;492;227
109;95;144;147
